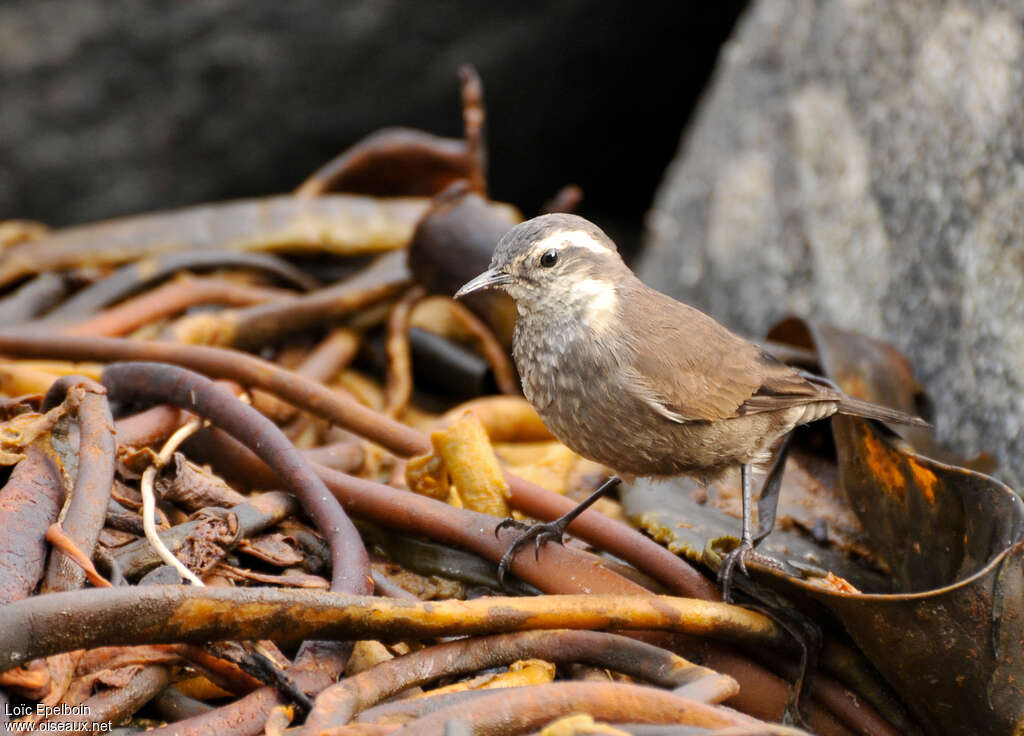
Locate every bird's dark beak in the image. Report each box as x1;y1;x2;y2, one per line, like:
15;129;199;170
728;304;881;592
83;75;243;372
454;268;512;299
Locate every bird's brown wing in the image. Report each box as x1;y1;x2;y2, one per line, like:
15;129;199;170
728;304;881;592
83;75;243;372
738;356;841;413
618;284;836;422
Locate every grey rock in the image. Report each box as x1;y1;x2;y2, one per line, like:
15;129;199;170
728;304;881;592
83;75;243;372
640;0;1024;490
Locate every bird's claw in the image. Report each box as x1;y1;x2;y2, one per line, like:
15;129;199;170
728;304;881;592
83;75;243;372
716;544;783;602
718;542;754;603
494;516;529;538
495;519;569;591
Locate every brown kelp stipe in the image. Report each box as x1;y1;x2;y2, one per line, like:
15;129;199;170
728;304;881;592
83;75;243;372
304;630;738;733
64;276;293;337
356;682;780;734
39;376;116;593
170;251;411;350
41;249;317;322
0;195;432;289
0;272;68;322
0;587;788;670
384;285;427;417
0;444;64;604
42;665;171;732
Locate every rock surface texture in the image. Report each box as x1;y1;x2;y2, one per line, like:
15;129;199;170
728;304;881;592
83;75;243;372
640;0;1024;490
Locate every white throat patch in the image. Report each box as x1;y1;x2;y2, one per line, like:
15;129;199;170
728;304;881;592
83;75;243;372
574;277;618;328
535;230;609;255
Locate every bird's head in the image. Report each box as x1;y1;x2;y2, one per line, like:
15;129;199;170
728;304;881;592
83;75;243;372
455;214;627;321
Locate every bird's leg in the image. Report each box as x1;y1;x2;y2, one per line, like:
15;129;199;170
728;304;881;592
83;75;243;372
495;476;622;590
718;463;755;602
754;432;793;545
718;436;794;601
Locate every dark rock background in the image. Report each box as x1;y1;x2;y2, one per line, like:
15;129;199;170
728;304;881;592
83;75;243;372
640;0;1024;489
0;0;745;255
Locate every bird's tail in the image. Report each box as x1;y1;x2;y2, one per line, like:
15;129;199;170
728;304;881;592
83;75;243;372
836;396;930;427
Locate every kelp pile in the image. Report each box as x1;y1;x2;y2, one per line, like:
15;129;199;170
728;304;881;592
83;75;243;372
0;68;1020;736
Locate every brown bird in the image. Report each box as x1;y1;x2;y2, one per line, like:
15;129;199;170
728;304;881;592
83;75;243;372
455;213;928;599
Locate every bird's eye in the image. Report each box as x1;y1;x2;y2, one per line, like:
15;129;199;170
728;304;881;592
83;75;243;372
539;249;559;268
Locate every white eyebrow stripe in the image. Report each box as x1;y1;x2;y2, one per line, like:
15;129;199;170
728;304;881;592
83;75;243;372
535;230;609;254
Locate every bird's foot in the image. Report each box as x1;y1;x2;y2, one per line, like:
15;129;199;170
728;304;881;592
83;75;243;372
495;516;572;592
493;477;621;593
718;542;751;603
717;541;779;603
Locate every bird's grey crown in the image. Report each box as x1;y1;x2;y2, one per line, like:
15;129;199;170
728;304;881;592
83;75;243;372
492;213;618;268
